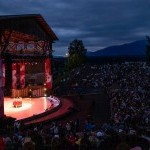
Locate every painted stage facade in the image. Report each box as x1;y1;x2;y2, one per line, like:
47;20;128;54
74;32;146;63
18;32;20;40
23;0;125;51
0;14;58;117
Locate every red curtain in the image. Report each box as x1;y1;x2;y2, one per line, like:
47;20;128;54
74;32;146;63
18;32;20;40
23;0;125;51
20;63;25;89
45;58;52;89
12;63;17;89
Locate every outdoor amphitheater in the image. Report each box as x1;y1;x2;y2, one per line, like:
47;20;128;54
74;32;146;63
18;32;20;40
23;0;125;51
0;15;149;150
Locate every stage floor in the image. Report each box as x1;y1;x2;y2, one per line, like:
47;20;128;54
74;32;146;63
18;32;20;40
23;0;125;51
4;97;52;120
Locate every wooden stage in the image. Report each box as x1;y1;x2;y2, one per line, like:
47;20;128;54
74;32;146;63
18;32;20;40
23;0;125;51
4;96;74;125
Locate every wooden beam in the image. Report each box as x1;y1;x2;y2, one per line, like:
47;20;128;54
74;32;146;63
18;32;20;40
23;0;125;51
4;30;38;42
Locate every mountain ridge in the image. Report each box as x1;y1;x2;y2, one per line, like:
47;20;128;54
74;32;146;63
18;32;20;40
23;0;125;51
87;40;147;56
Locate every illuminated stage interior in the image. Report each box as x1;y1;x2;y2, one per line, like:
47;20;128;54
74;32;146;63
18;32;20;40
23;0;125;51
4;97;59;120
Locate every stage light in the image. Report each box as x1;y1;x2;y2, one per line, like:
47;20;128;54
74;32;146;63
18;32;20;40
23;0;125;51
44;88;46;91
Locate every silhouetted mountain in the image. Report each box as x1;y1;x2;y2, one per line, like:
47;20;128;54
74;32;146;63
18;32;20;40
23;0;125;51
87;40;147;56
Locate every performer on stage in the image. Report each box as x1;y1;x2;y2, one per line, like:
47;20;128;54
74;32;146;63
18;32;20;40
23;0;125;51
13;97;22;108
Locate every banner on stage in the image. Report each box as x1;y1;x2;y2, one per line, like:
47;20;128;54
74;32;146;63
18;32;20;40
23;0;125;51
45;58;52;89
20;63;25;89
12;63;17;89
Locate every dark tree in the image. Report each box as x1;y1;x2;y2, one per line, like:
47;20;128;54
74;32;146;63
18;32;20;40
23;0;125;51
146;36;150;64
67;39;87;70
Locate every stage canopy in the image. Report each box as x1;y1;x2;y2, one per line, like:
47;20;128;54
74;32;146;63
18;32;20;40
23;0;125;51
0;14;58;56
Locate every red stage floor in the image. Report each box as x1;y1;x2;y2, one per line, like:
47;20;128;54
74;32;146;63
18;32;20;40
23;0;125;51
4;97;52;120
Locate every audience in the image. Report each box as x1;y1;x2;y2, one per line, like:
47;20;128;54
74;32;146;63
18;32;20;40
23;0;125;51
1;62;150;149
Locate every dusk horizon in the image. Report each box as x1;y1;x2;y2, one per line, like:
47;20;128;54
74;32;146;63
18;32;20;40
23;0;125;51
0;0;150;56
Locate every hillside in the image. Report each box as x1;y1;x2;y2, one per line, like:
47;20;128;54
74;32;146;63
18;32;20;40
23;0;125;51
87;40;147;56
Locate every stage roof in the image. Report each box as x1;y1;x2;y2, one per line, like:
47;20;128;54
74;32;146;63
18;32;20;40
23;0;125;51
0;14;58;41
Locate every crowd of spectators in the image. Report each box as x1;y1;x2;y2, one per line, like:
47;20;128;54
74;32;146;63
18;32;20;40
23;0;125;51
66;63;119;89
108;63;150;128
64;62;149;133
0;62;150;149
0;118;149;150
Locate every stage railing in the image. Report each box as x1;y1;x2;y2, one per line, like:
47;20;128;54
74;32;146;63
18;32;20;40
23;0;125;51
12;86;46;98
32;88;45;97
12;88;29;98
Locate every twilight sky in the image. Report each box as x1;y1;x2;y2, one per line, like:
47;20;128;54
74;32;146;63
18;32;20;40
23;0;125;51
0;0;150;56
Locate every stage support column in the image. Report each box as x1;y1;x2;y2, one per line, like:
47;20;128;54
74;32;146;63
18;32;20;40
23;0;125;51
2;63;5;87
45;58;52;89
0;58;4;117
20;63;25;89
4;53;12;96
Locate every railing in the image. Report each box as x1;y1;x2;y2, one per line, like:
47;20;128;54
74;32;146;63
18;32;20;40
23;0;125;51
11;86;46;98
12;88;29;97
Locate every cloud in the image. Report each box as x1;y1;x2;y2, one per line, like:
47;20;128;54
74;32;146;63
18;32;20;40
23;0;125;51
0;0;150;55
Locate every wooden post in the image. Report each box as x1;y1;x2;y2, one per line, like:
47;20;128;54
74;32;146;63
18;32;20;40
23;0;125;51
0;58;4;117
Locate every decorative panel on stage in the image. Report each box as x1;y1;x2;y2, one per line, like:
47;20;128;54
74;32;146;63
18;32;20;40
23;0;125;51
20;63;25;89
12;63;17;89
45;58;52;89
